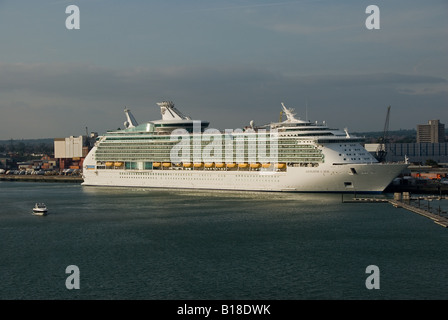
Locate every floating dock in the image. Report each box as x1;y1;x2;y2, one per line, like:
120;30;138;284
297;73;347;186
341;197;389;203
343;193;448;228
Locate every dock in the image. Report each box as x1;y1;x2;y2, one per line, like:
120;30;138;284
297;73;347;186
0;174;83;183
343;192;448;228
388;199;448;227
342;197;389;203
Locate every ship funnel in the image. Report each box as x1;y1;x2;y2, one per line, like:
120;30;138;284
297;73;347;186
157;101;191;121
280;102;300;122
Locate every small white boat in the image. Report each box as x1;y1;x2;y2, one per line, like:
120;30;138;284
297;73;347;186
32;203;48;216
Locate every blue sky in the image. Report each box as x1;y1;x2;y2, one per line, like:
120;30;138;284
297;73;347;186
0;0;447;139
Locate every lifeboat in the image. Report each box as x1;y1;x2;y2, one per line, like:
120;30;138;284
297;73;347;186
250;163;261;169
275;163;286;169
162;162;171;167
226;163;236;168
153;162;161;167
194;163;204;168
204;163;214;168
262;163;271;168
105;162;113;167
183;162;193;168
215;163;225;168
238;163;248;168
114;162;123;167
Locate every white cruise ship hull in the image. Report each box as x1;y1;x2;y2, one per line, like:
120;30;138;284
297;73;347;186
81;101;409;193
82;163;407;194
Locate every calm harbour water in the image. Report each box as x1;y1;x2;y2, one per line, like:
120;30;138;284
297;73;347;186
1;181;448;300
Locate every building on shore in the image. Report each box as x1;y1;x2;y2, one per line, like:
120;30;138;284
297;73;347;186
365;142;448;165
17;156;57;172
54;133;97;171
0;154;15;170
417;120;445;143
366;119;447;165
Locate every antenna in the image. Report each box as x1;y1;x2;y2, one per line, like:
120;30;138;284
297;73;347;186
305;99;308;122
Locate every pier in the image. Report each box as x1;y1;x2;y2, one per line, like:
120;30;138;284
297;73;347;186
341;197;389;203
343;192;448;228
388;198;448;228
0;174;83;183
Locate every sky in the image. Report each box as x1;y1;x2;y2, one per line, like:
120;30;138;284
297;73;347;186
0;0;447;139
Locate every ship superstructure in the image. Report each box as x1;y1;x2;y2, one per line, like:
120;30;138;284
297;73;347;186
82;101;407;193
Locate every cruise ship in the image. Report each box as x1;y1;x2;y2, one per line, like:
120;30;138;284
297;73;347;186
82;101;408;193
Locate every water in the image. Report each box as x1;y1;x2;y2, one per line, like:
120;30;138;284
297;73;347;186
1;181;448;300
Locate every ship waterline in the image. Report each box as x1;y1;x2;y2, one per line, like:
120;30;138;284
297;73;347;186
82;101;408;193
82;162;407;193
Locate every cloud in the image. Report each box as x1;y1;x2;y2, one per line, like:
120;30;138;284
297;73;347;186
2;62;444;95
267;21;355;36
182;0;312;13
295;73;447;88
0;62;446;139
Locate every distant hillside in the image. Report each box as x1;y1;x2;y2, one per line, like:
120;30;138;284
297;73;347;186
0;138;53;145
353;129;417;143
354;128;448;144
0;138;53;155
354;129;415;137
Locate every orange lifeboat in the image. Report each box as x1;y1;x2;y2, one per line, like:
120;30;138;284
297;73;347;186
183;163;193;168
226;163;236;168
162;162;171;167
105;162;113;167
204;163;214;168
238;163;248;168
275;163;286;169
262;163;271;168
194;163;204;168
250;163;261;169
153;162;161;167
215;163;225;168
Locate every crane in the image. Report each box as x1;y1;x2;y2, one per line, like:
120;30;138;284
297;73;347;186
375;106;391;162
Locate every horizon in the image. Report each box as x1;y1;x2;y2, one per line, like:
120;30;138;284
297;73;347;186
6;127;448;144
1;0;447;140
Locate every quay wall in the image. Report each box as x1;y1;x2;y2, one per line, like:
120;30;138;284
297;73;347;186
385;184;448;195
0;174;83;183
